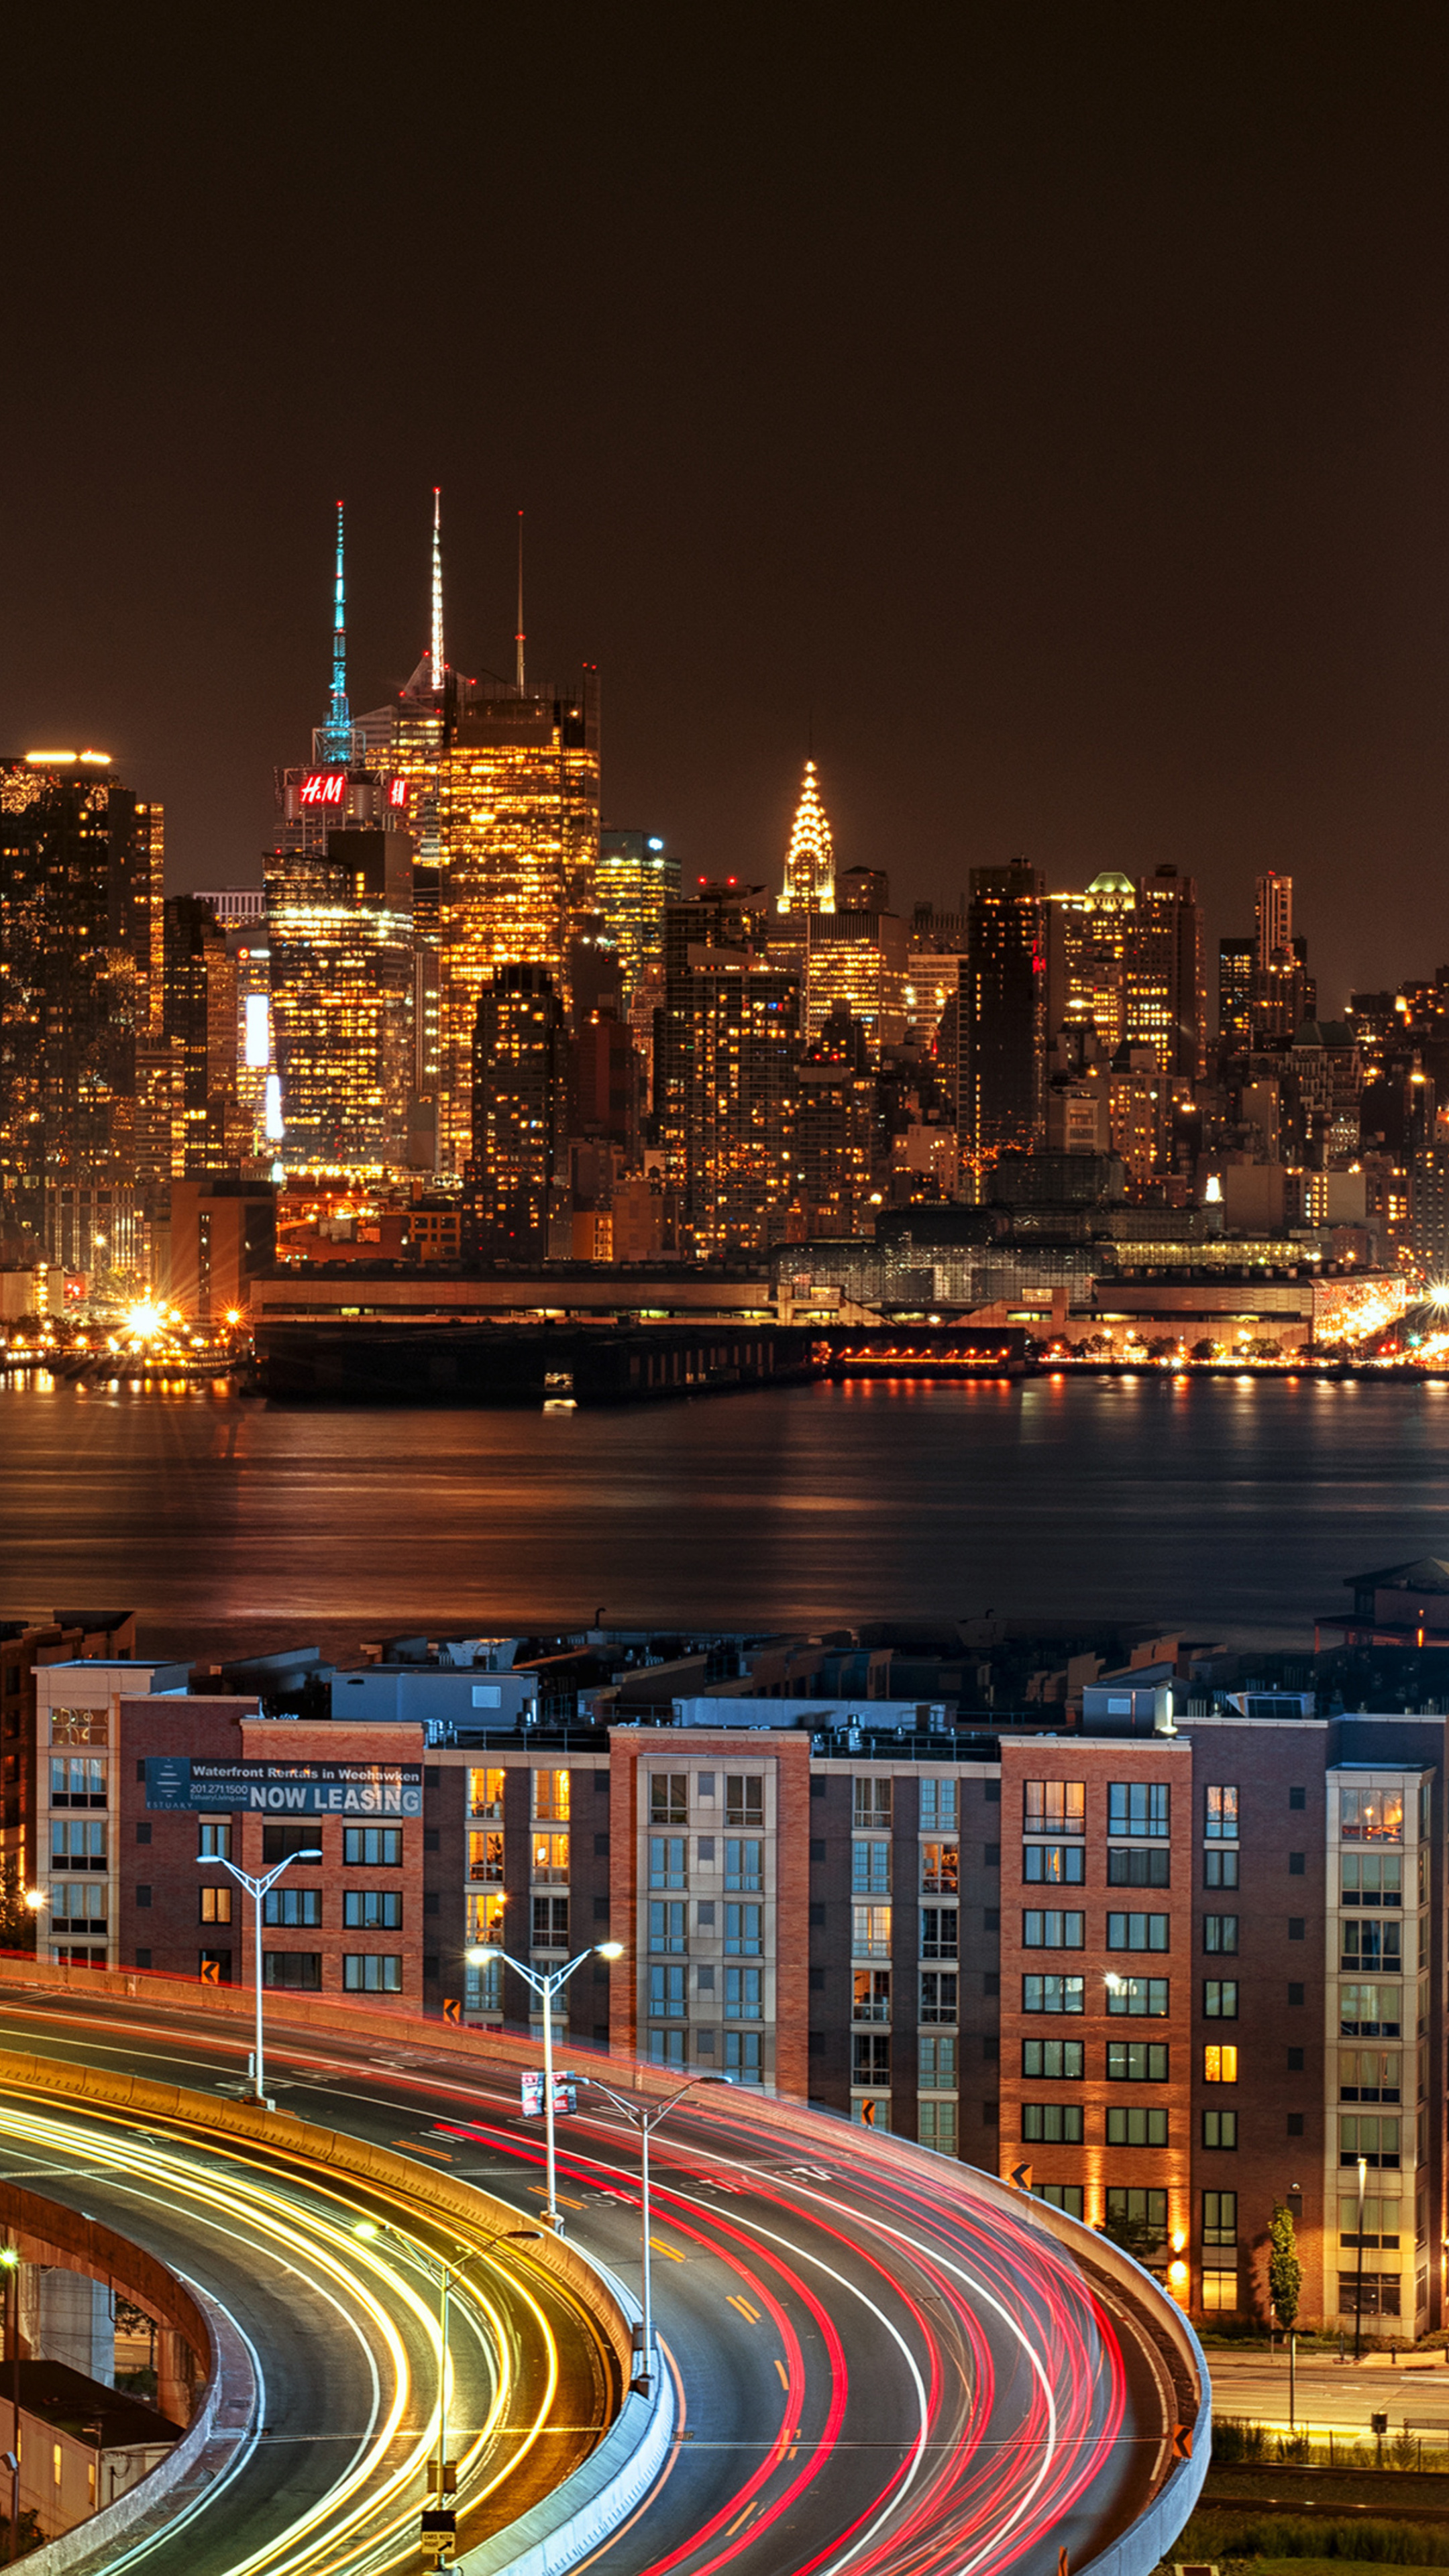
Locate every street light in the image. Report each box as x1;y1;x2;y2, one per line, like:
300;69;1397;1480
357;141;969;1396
351;2216;541;2561
0;2243;17;2563
576;2071;732;2394
1354;2152;1368;2362
199;1846;323;2106
464;1941;624;2231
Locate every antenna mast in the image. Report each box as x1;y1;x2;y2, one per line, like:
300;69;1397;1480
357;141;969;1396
515;509;525;693
318;499;354;765
430;487;445;690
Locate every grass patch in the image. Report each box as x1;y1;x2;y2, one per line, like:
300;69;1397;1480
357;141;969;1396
1172;2510;1449;2563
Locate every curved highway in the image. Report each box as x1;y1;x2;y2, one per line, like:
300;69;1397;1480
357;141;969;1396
0;1985;1201;2575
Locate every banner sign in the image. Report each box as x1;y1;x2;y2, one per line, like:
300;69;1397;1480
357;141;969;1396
145;1758;423;1817
520;2073;576;2116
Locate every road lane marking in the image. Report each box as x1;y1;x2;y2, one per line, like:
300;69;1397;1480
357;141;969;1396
392;2139;453;2159
527;2185;585;2208
727;2294;761;2321
649;2236;686;2261
774;2357;789;2388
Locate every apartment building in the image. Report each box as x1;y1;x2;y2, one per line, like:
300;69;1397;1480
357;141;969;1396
32;1670;1448;2337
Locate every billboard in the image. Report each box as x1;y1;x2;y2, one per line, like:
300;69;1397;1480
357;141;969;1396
145;1758;423;1816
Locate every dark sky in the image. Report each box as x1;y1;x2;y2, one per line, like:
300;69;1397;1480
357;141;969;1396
5;4;1449;1009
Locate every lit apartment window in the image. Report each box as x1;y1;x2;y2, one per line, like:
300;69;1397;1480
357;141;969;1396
469;1831;504;1884
1203;2044;1239;2082
853;1969;890;2023
466;1891;505;1947
1204;1786;1239;1840
1023;1781;1084;1836
470;1769;504;1821
852;1904;892;1959
1340;1785;1403;1843
534;1770;570;1823
921;1842;958;1896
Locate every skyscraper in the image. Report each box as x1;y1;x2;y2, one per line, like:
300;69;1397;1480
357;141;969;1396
161;895;239;1173
263;828;415;1173
597;830;680;998
468;964;567;1259
777;761;835;914
1218;937;1255;1058
0;751;162;1230
659;883;802;1256
959;862;1046;1183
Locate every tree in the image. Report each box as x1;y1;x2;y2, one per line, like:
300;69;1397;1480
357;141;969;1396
1097;2206;1161;2264
0;1860;36;1955
1269;2200;1302;2331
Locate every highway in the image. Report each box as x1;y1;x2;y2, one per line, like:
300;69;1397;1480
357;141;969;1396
0;1986;1201;2576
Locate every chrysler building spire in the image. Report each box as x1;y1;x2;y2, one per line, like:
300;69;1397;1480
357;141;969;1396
778;759;836;913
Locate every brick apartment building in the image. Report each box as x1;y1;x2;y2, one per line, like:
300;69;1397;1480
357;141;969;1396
25;1659;1449;2338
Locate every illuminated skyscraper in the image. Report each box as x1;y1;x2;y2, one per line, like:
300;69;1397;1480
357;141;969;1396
960;863;1046;1182
263;828;415;1173
468;964;567;1258
777;761;835;914
0;751;162;1226
659;883;802;1256
792;1008;875;1238
597;830;679;997
1256;871;1293;967
160;896;239;1172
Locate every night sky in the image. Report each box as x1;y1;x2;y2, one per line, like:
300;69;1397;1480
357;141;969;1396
5;5;1449;1008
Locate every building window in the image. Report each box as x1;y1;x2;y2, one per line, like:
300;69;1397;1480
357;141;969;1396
1203;2188;1238;2247
199;1821;231;1860
649;2027;686;2067
467;1890;505;1947
1107;1783;1170;1839
649;1900;686;1955
469;1831;504;1884
1033;2183;1084;2218
726;1904;763;1956
1340;2114;1400;2169
1339;2192;1401;2249
853;1968;890;2023
1022;2102;1083;2143
339;1890;398;1931
532;1895;568;1946
50;1884;106;1932
1023;1975;1085;2014
262;1888;320;1927
262;1952;322;1990
1340;1785;1403;1843
1203;2110;1238;2147
265;1824;323;1864
727;1837;764;1892
853;2033;890;2086
918;2100;957;2154
920;2034;957;2086
1024;1911;1084;1949
920;1841;959;1896
49;1756;105;1809
1106;1977;1168;2017
1204;1786;1239;1840
1107;2040;1169;2080
649;1964;686;2018
853;1779;892;1830
1106;1913;1169;1953
1201;2269;1240;2312
534;1770;570;1823
726;1776;764;1829
1106;2106;1167;2146
51;1821;105;1869
1023;1781;1084;1836
343;1829;400;1866
919;1782;957;1831
1342;1921;1401;1973
465;1955;502;2014
1204;1981;1239;2019
726;2030;763;2081
726;1966;763;2020
920;1907;958;1959
851;1839;890;1896
1022;2038;1084;2078
649;1774;688;1825
343;1955;402;1992
1203;2044;1239;2082
1338;2273;1401;2317
1342;1854;1403;1907
531;1831;569;1884
1341;1983;1401;2038
469;1768;504;1821
1203;1916;1238;1955
649;1837;686;1891
1024;1843;1084;1885
1106;1847;1169;1888
920;1971;958;2024
1339;2048;1401;2102
1104;2187;1168;2257
1203;1849;1238;1889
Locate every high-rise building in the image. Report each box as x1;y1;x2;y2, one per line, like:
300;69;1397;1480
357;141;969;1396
960;863;1046;1183
777;761;835;914
1218;938;1256;1057
597;830;680;1000
468;964;568;1260
658;883;802;1256
1127;867;1205;1082
1256;871;1293;967
263;829;415;1173
1244;872;1316;1046
0;751;162;1231
1046;874;1136;1056
161;895;239;1173
791;1008;876;1238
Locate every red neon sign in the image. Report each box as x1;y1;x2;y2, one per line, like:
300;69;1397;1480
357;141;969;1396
299;771;347;807
387;776;409;808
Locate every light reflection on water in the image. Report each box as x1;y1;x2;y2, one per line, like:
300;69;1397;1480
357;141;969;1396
1;1373;1446;1662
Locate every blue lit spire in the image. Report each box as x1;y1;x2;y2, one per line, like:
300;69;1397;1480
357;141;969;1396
317;500;354;766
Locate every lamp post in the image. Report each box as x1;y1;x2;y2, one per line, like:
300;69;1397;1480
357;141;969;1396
352;2218;541;2562
464;1942;623;2231
0;2242;17;2563
199;1847;322;2106
577;2072;731;2394
1354;2153;1368;2362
